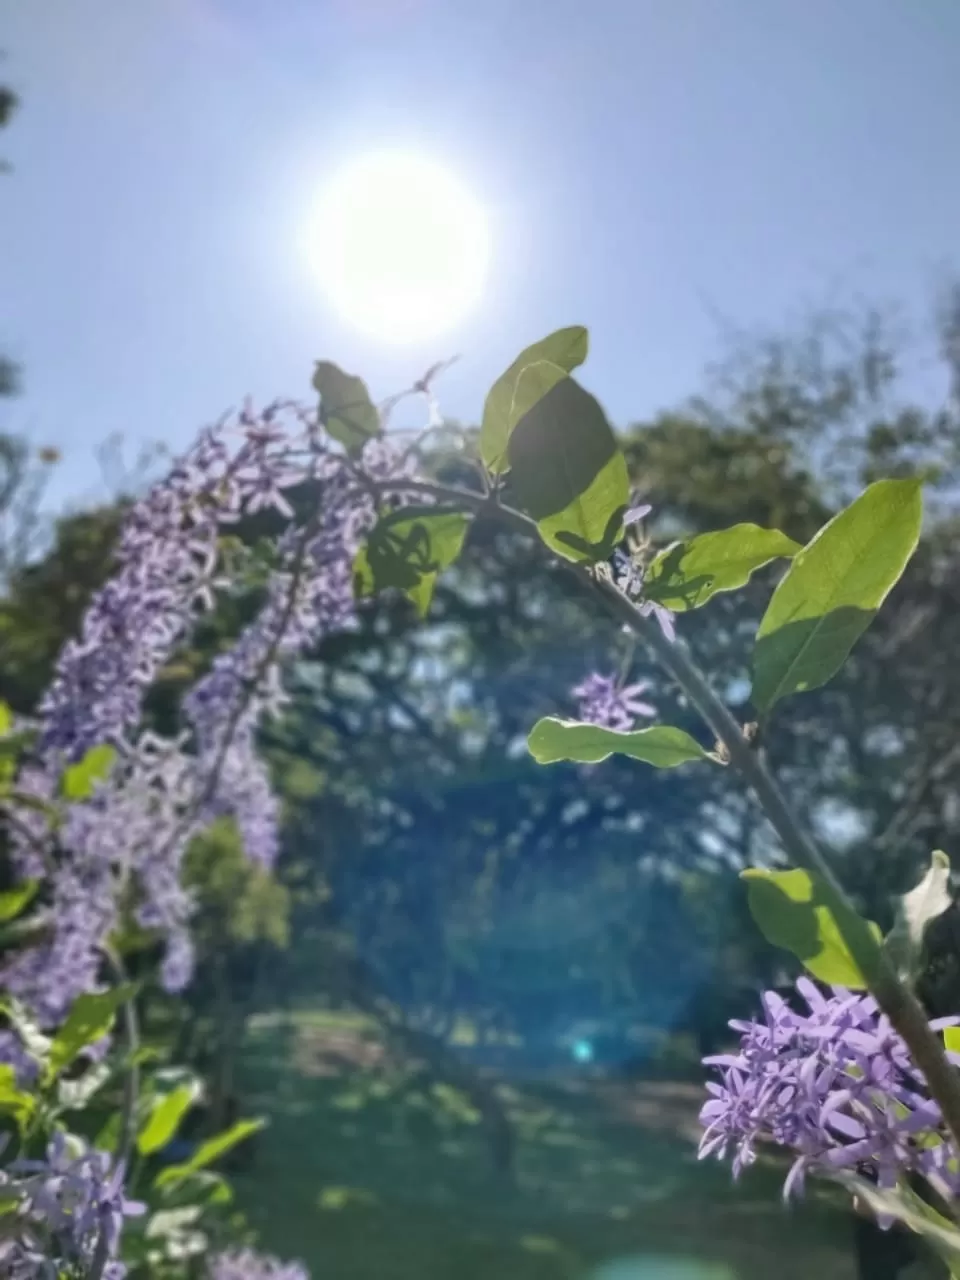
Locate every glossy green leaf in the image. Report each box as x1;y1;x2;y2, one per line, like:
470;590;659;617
353;506;469;617
61;744;117;800
48;983;138;1079
884;850;953;982
507;371;629;563
138;1081;202;1155
742;867;882;988
645;525;801;612
313;361;380;456
528;717;713;768
480;326;588;474
0;1065;36;1130
153;1118;265;1188
752;478;922;713
0;880;38;923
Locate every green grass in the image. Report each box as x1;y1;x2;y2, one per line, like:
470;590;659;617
229;1010;861;1280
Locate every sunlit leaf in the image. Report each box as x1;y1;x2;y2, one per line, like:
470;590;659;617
138;1081;202;1155
645;525;800;611
0;702;11;736
507;372;629;563
0;880;38;923
61;744;117;800
47;983;138;1079
0;1065;36;1131
480;326;588;473
752;478;923;713
884;850;953;983
353;506;469;617
313;361;380;456
153;1118;265;1189
528;717;713;768
742;867;882;988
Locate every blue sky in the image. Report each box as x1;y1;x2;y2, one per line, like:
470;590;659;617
2;0;959;504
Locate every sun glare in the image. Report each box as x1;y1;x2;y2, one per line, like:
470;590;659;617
308;151;490;345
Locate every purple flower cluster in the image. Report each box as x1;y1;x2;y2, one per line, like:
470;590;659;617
700;977;960;1206
572;672;656;731
1;403;393;1020
208;1248;310;1280
0;1133;144;1278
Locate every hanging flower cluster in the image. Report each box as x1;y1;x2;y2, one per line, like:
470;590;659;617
699;977;960;1207
0;401;417;1023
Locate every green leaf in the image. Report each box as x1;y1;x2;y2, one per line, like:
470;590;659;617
507;371;629;563
527;717;713;768
752;478;923;713
353;506;470;617
153;1117;266;1188
742;867;882;988
0;1064;36;1130
827;1173;960;1275
645;525;801;611
313;361;381;456
0;701;11;736
945;1027;960;1054
0;880;38;923
95;1111;122;1154
61;744;117;800
138;1081;201;1155
884;850;953;983
47;984;138;1079
480;326;588;474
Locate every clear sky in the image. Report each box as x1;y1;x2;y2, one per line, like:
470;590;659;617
2;0;959;503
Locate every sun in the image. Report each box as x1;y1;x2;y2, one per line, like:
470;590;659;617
308;151;490;345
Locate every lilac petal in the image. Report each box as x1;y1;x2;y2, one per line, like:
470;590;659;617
624;504;652;525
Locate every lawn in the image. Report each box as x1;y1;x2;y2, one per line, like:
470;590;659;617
229;1009;873;1280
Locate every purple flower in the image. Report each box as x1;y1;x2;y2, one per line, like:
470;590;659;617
699;978;960;1212
1;1134;144;1277
572;672;656;731
209;1248;310;1280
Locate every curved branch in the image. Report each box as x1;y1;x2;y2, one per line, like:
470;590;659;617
366;472;960;1163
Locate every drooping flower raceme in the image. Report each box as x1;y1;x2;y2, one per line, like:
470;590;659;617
208;1247;310;1280
699;977;960;1207
572;672;656;731
0;1132;144;1279
1;404;402;1021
